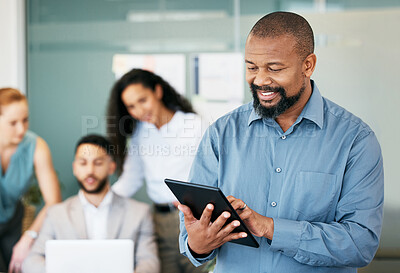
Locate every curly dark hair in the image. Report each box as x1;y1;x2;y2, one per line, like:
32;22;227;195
107;68;195;173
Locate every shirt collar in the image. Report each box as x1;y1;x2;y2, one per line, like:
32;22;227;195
247;80;324;129
248;103;260;126
78;189;113;209
299;80;324;129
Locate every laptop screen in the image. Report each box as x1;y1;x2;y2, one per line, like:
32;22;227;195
45;239;134;273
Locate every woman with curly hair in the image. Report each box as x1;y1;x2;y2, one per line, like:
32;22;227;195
107;69;205;273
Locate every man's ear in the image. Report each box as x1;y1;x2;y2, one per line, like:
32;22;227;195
108;160;117;175
155;84;163;100
303;53;317;78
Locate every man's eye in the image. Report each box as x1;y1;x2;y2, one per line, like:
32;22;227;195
269;68;282;72
247;67;257;71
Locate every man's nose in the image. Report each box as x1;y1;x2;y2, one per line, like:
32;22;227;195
85;163;95;175
253;69;273;87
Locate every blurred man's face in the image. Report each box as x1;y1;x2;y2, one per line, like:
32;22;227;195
73;144;115;194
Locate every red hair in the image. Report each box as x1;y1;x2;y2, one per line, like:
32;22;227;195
0;88;27;115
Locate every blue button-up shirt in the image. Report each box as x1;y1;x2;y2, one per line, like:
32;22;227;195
179;82;384;273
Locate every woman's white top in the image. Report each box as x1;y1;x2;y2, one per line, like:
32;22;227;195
112;111;204;204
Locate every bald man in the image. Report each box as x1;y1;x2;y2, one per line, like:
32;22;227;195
178;11;383;273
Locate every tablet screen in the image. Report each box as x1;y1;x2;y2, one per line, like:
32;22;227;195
165;178;259;248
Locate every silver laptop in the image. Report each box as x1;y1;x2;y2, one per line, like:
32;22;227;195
45;239;134;273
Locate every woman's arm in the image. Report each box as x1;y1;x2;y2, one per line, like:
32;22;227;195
112;136;145;198
8;137;61;273
29;137;62;231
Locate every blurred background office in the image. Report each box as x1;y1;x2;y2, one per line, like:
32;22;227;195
1;0;399;272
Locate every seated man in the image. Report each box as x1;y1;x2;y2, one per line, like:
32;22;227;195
22;134;160;273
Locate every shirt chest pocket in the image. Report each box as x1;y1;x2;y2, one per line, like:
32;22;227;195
291;171;337;220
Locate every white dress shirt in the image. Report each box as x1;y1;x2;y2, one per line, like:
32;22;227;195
78;190;113;239
112;111;204;204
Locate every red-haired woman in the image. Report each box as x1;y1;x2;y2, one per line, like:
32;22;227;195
0;88;61;273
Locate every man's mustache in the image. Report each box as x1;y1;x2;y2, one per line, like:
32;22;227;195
250;83;282;93
85;175;99;181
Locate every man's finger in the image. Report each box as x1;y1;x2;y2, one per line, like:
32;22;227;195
232;199;246;211
8;260;16;273
210;211;231;233
238;208;252;220
199;203;214;226
223;231;248;244
227;196;247;211
226;195;236;203
215;219;240;238
178;204;197;224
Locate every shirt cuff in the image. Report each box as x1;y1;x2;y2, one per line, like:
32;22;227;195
184;237;216;266
269;218;302;258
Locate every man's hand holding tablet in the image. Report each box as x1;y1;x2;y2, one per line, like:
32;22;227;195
178;202;247;257
165;179;268;257
227;196;275;239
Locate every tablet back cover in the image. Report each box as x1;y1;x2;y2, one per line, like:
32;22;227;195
165;179;259;248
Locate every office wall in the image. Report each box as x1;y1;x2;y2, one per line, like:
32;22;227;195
0;0;26;92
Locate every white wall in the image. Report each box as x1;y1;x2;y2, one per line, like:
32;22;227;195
0;0;26;93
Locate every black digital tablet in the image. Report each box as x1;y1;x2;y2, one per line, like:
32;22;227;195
165;178;259;248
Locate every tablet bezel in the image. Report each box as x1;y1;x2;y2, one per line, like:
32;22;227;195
165;178;259;248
